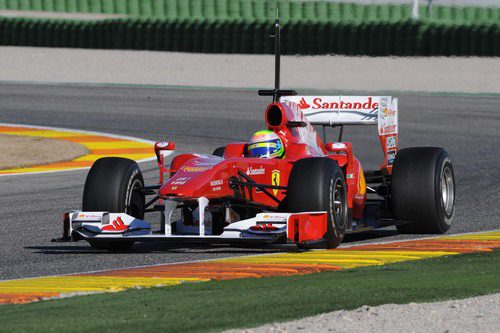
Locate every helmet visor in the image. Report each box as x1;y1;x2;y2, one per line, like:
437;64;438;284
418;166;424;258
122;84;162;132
248;140;283;158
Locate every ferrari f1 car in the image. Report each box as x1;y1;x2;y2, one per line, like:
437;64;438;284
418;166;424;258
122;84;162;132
56;21;455;251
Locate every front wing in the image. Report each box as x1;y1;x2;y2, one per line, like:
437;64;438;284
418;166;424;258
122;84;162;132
63;211;329;246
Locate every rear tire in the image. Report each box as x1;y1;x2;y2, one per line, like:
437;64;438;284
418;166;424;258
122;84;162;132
287;158;348;249
392;147;455;234
82;157;145;251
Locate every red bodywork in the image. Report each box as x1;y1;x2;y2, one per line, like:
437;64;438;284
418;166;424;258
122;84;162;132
155;101;370;221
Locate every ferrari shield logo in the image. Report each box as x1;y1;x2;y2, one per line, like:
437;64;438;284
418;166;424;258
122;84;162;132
271;170;280;195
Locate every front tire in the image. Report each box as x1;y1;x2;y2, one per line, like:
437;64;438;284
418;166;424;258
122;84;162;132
82;157;145;250
392;147;455;234
287;158;348;249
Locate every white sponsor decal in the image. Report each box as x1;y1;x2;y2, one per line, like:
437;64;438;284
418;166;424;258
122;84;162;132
386;136;397;149
155;141;170;148
331;143;346;149
75;213;102;220
210;179;223;186
210;179;223;191
261;214;288;222
378;97;398;135
170;176;190;185
246;166;265;176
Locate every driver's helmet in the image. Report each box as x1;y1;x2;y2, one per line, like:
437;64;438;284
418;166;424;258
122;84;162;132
248;130;284;159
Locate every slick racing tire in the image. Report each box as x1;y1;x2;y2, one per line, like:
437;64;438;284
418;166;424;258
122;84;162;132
287;158;348;249
392;147;455;234
212;146;225;157
82;157;145;251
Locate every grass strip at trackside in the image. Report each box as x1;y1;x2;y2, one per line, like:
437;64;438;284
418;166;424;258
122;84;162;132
0;250;498;332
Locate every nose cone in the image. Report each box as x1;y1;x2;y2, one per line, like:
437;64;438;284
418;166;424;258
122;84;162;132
159;156;231;199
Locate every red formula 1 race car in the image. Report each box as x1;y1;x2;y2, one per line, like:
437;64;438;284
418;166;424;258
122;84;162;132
55;21;455;251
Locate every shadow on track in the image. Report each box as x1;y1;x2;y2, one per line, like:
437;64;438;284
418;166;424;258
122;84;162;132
26;229;400;255
343;229;400;243
25;243;292;255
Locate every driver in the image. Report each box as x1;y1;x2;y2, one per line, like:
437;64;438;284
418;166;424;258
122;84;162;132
248;130;284;159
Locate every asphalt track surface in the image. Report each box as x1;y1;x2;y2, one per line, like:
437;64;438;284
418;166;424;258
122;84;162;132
0;83;498;280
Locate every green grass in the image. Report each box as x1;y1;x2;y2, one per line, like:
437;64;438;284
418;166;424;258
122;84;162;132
1;251;499;333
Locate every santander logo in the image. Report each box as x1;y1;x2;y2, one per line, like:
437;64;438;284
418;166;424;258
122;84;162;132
297;97;379;110
246;166;265;176
297;98;311;109
102;216;128;231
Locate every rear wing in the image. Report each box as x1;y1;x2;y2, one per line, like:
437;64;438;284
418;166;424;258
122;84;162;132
281;95;397;129
281;95;399;172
